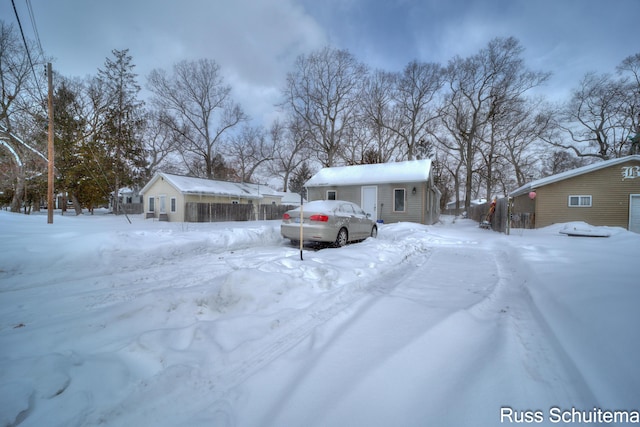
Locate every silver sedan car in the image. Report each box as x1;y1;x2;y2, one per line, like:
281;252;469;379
281;200;378;247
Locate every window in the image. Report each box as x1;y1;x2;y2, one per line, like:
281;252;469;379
394;188;406;212
568;195;592;207
340;203;355;214
170;197;176;213
148;196;155;212
327;190;336;200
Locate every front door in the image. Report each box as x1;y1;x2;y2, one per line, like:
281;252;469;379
159;195;166;214
361;186;377;221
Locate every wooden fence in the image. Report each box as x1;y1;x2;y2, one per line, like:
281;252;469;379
114;203;143;215
258;204;295;221
184;202;295;222
468;199;535;232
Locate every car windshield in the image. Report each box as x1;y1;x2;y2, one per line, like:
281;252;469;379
339;204;355;214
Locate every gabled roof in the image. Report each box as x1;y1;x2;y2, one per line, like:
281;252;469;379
305;159;432;187
140;173;278;200
510;155;640;197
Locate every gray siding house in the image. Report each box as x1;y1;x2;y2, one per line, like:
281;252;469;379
305;159;441;225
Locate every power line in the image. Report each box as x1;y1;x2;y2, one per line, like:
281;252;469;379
10;0;45;102
25;0;44;57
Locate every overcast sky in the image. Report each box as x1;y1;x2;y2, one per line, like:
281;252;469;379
4;0;639;125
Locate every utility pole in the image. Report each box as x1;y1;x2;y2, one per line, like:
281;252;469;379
47;63;54;224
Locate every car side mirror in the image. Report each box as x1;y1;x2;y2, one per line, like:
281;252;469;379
366;213;371;218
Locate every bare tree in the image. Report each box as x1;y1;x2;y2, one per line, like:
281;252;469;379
549;72;633;160
391;61;444;160
282;47;368;167
268;117;310;191
147;59;248;179
617;53;640;154
0;21;47;212
438;37;550;210
223;124;275;183
501;100;555;187
141;110;180;180
359;69;403;163
540;149;589;176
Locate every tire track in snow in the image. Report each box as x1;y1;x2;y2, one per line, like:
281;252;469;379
252;242;512;427
490;246;601;409
427;244;601;419
208;245;436;392
85;239;434;426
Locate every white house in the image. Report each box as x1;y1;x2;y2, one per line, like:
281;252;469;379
140;173;287;222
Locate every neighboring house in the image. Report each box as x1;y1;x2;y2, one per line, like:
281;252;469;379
140;172;286;222
277;191;305;206
445;198;487;214
510;155;640;233
110;187;143;215
305;159;441;225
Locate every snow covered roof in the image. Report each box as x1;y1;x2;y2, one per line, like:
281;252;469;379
278;191;305;205
305;159;432;187
140;173;281;200
446;198;487;209
510;155;640;197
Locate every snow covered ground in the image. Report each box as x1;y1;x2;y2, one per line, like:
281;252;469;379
1;210;638;427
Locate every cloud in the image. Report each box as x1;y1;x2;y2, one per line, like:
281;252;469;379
4;0;638;125
6;0;328;124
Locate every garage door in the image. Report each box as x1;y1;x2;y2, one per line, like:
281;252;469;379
630;195;640;234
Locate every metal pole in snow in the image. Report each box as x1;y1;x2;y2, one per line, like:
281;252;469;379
299;192;304;261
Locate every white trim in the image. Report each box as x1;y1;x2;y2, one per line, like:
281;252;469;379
393;188;406;212
361;185;378;220
568;195;592;207
159;195;167;213
326;190;337;200
629;194;640;233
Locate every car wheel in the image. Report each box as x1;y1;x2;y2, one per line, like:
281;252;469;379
334;228;348;247
370;225;377;238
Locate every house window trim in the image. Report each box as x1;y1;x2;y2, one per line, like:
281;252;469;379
170;197;177;213
326;190;337;200
393;188;406;213
148;196;155;213
568;195;592;207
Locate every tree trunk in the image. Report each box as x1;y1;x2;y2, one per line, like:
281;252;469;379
464;140;474;212
71;193;83;215
10;168;24;213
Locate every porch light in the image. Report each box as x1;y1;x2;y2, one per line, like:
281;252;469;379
412;187;417;195
529;191;537;200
